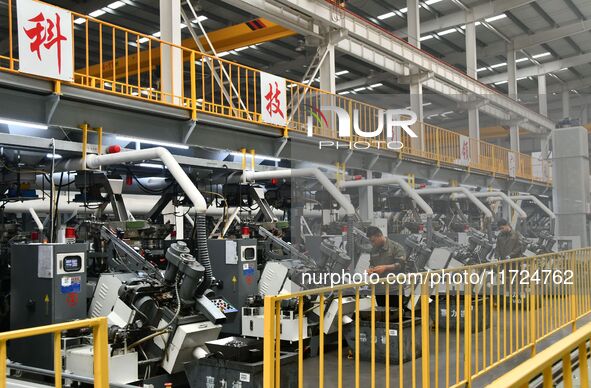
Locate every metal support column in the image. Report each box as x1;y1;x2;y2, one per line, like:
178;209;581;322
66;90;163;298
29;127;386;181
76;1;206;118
507;43;519;152
160;0;182;104
407;0;424;150
540;134;549;159
538;73;548;117
320;37;336;137
552;127;590;247
319;43;336;94
562;90;571;119
466;16;480;143
358;170;374;223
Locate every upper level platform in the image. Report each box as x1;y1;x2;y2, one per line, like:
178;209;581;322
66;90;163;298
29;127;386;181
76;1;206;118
0;0;551;192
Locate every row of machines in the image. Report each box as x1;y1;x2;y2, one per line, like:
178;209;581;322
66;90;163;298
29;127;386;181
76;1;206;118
2;167;367;386
1;161;566;386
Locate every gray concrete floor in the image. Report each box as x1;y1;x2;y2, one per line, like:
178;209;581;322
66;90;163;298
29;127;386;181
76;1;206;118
296;306;591;388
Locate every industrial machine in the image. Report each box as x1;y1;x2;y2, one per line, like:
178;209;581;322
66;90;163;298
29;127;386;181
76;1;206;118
9;243;88;369
208;238;257;335
83;239;233;383
0;135;567;388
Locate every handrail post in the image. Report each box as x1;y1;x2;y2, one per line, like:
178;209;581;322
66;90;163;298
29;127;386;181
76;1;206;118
529;257;537;355
263;295;275;388
54;332;62;388
464;269;473;387
0;339;6;385
93;318;109;388
492;146;496;176
96;127;103;156
81;123;89;170
190;52;197;121
435;128;441;166
571;251;577;331
421;278;430;388
8;0;13;70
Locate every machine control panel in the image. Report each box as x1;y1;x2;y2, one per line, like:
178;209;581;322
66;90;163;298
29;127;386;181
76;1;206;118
210;297;238;314
56;252;85;275
240;245;256;262
63;256;82;272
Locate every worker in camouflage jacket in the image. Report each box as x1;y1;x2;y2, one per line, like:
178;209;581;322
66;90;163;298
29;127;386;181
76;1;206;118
495;218;524;259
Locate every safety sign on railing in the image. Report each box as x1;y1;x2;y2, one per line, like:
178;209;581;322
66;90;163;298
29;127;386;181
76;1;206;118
260;72;287;126
458;135;470;166
16;0;74;81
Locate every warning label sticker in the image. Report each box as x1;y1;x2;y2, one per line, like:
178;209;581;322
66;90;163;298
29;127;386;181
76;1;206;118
60;276;81;294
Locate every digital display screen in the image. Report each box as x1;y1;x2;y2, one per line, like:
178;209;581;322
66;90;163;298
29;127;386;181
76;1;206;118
63;256;82;272
243;247;255;260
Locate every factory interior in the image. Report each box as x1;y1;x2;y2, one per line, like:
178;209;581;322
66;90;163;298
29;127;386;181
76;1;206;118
2;0;591;387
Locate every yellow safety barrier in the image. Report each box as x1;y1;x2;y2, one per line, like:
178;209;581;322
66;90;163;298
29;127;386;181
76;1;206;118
262;249;591;387
0;0;550;184
0;317;109;388
487;320;591;388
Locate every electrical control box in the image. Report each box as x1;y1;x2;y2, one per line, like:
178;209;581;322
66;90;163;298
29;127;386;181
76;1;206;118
208;239;258;335
10;243;88;369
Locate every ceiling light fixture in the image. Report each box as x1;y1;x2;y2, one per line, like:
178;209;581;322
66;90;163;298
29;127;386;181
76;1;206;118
108;1;125;9
438;28;456;36
88;9;106;18
377;11;395;20
0;118;48;130
484;14;507;22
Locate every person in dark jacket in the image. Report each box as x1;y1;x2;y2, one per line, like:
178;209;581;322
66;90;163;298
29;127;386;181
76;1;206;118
366;226;407;275
366;226;407;307
495;219;524;259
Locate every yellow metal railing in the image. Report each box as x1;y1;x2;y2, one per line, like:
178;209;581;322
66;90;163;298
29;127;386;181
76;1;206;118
487;320;591;388
0;0;551;184
262;249;591;387
0;317;109;388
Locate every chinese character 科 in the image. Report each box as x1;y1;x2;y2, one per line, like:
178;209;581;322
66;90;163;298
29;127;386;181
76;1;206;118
23;12;67;74
264;81;284;119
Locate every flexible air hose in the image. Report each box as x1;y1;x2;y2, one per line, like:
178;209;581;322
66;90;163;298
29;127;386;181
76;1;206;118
195;214;212;296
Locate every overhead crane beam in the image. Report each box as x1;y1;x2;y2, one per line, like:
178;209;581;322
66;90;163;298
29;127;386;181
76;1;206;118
77;18;295;80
